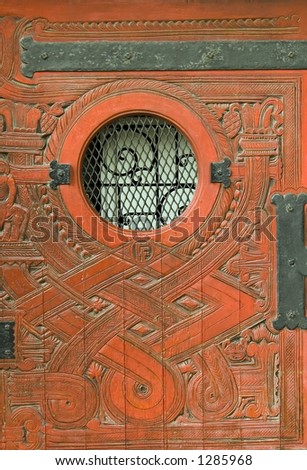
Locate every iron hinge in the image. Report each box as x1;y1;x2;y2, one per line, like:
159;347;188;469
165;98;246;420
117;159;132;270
211;158;232;188
20;38;307;77
272;193;307;330
49;161;71;189
0;321;15;359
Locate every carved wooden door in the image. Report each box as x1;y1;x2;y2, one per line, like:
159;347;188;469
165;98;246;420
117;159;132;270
1;0;307;450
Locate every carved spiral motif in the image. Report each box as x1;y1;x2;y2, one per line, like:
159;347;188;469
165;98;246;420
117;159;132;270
7;408;42;450
187;346;238;421
45;373;98;429
100;338;184;424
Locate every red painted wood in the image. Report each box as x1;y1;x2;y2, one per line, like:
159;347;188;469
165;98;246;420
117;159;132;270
0;0;307;450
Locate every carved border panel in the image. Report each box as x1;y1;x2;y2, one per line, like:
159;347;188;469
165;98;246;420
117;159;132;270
0;13;304;450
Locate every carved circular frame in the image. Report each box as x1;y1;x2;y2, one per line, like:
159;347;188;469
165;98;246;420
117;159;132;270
46;80;222;247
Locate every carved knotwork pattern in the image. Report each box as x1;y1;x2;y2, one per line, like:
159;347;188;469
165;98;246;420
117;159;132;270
0;15;302;448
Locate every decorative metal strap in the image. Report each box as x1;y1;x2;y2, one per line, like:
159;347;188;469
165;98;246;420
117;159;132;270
0;321;15;359
49;161;71;189
272;193;307;330
211;158;232;188
20;37;307;77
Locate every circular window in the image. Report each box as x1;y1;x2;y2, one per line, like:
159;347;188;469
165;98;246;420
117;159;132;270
82;115;197;231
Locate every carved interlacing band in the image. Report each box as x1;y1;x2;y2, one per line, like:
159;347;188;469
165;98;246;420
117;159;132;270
0;51;301;449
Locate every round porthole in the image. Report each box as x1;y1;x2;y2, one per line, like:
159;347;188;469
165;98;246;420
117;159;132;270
81;115;198;231
53;85;219;247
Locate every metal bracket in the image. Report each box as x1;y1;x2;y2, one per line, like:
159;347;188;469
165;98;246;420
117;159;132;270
49;160;71;189
0;321;15;359
272;193;307;330
211;158;232;188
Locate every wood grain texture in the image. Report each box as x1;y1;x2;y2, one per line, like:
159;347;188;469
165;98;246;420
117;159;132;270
0;1;306;450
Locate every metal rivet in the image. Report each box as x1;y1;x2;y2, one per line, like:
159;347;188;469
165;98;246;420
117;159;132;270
288;51;296;59
217;169;223;175
288;259;296;266
57;170;65;178
124;53;132;60
287;311;296;319
207;51;215;59
40;52;49;60
4;324;10;330
286;204;294;212
5;349;11;355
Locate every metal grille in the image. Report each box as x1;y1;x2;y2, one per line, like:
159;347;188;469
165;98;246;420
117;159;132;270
82;115;197;230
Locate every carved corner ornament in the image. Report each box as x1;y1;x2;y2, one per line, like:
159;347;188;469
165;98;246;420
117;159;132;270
0;159;29;242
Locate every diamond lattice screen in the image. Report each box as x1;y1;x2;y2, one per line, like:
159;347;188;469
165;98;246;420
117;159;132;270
82;115;197;230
